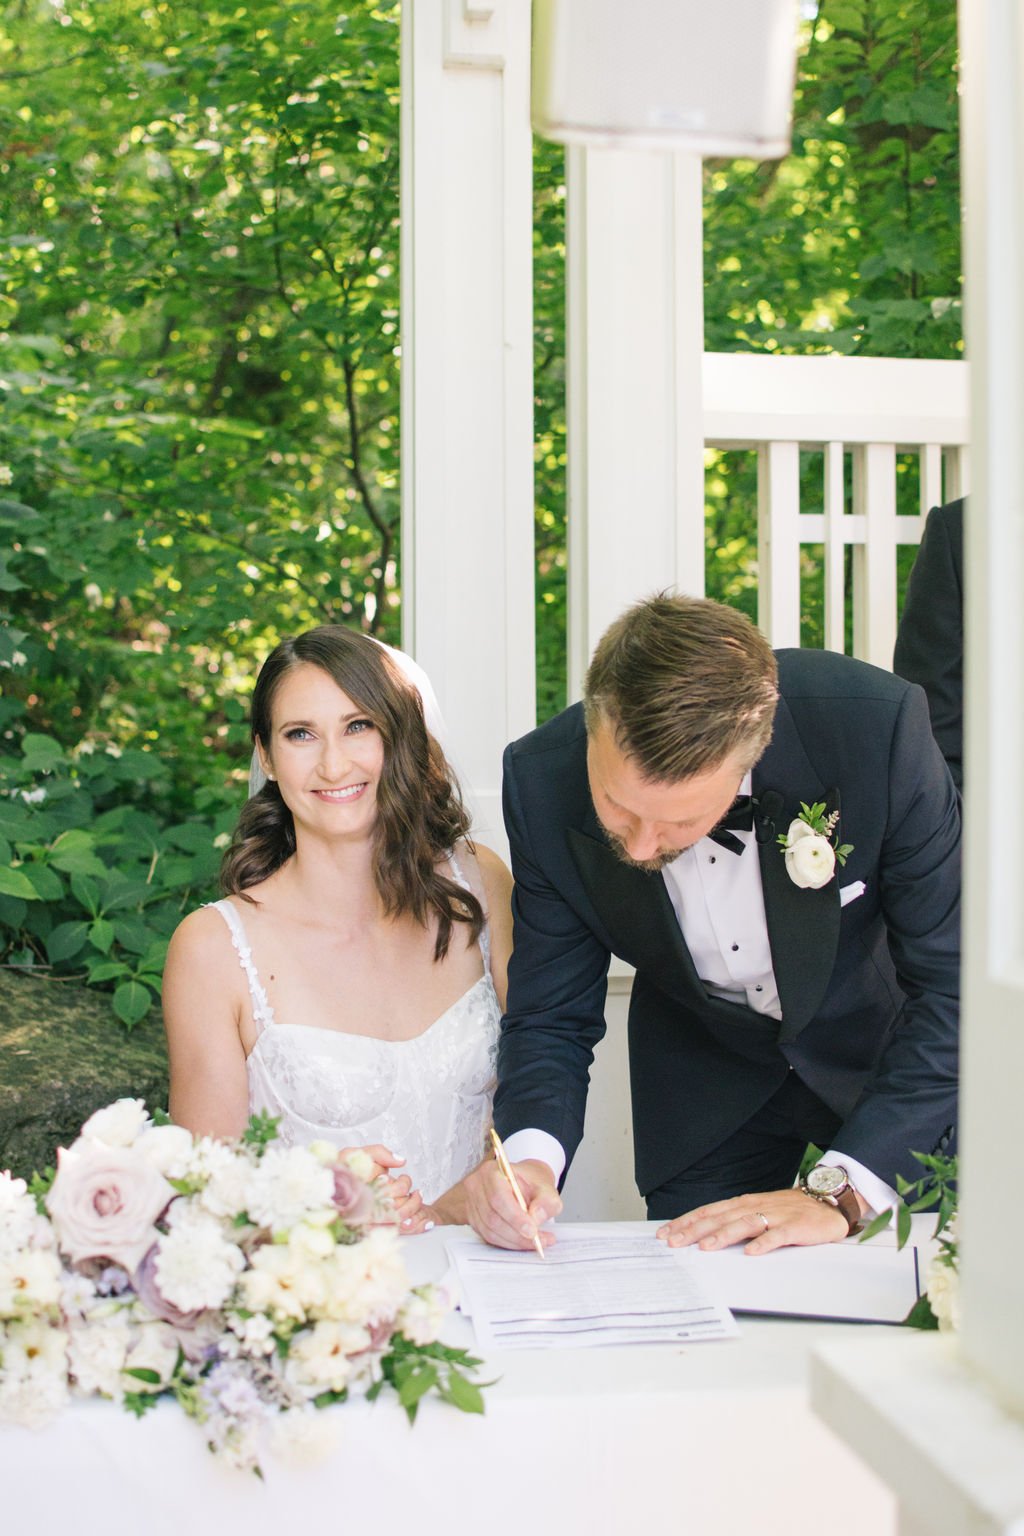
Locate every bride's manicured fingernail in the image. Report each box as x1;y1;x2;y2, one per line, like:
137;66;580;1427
424;1221;435;1232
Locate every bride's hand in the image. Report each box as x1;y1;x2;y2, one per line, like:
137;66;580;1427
346;1142;408;1182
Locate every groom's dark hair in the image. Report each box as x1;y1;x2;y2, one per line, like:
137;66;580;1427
583;592;779;783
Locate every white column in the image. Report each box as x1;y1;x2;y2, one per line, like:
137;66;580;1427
811;2;1024;1528
400;0;536;848
565;147;705;700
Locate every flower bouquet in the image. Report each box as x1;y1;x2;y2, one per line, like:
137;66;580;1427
860;1150;959;1330
0;1100;484;1473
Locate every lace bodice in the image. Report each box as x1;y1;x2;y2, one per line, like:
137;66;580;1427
209;858;500;1204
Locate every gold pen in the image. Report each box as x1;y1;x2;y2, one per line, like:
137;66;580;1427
490;1127;546;1259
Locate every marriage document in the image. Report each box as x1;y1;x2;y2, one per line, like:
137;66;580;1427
446;1228;738;1350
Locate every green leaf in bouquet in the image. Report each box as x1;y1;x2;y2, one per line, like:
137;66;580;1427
312;1389;349;1409
896;1200;913;1250
0;865;40;900
122;1392;162;1418
46;919;91;964
123;1367;162;1385
902;1295;940;1331
242;1110;281;1150
438;1368;485;1416
857;1209;893;1243
113;978;154;1027
395;1363;439;1421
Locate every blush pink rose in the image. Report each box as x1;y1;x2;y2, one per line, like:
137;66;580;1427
46;1142;175;1272
330;1167;375;1227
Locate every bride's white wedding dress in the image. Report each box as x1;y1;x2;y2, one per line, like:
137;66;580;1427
208;857;500;1203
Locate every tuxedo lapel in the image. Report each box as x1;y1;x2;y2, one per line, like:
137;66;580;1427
566;825;709;1008
754;701;842;1043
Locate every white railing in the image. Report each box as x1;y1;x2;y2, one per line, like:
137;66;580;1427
702;352;970;669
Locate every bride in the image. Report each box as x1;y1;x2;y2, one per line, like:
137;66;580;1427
162;626;511;1229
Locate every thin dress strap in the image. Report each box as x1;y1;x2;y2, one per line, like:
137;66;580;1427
208;899;277;1037
447;846;491;969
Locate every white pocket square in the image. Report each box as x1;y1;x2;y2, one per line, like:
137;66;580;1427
839;880;866;908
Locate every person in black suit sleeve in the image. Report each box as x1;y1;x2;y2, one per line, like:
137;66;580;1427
460;594;960;1254
894;497;964;789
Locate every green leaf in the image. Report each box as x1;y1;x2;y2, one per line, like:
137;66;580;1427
71;873;101;916
895;1200;912;1250
89;916;116;954
0;866;40;900
113;915;158;955
122;1392;162;1419
21;734;64;771
22;862;64;901
123;1366;162;1385
46;920;91;963
0;892;27;928
113;978;154;1027
48;829;108;877
439;1368;485;1415
902;1295;940;1331
86;958;130;983
857;1210;893;1242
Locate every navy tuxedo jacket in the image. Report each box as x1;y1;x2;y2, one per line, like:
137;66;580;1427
493;648;961;1197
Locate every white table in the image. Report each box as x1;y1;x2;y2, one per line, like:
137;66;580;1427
3;1223;899;1536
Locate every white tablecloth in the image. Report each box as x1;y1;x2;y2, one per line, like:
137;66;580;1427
3;1223;899;1536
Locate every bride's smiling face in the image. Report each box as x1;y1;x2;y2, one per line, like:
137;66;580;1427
258;663;385;838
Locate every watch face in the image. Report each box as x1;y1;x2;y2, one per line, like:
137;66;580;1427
807;1164;847;1197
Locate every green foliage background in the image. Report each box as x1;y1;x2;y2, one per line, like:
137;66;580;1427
0;0;961;1025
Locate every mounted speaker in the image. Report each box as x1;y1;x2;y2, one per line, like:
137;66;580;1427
532;0;799;158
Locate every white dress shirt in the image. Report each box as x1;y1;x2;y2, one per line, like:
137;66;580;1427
504;774;896;1216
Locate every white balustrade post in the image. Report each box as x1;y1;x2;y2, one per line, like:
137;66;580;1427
851;441;897;667
756;439;802;648
400;0;536;848
565;148;705;700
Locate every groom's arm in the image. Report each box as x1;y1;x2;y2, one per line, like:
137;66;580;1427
492;737;613;1174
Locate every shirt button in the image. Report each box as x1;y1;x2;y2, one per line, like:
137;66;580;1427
755;984;763;992
708;855;716;864
731;943;739;952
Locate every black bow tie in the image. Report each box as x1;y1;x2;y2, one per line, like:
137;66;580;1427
707;794;755;855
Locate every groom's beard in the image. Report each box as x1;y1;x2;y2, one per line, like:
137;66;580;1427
600;824;681;874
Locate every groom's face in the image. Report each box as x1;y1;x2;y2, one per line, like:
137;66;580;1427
587;721;747;872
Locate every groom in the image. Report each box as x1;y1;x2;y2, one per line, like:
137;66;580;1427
464;593;960;1253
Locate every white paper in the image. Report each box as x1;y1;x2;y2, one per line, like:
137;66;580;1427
446;1229;739;1350
690;1230;928;1323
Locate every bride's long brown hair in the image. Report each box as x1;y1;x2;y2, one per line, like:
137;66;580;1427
220;627;483;961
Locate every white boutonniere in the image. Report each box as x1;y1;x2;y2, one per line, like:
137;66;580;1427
777;801;853;890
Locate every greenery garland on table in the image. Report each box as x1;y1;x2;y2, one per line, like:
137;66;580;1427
0;1102;485;1474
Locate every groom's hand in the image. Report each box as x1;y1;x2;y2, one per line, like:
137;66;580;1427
462;1157;562;1250
657;1187;860;1254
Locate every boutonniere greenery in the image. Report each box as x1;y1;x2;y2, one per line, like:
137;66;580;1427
777;801;853;890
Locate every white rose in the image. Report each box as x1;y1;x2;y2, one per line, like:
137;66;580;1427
79;1099;151;1148
135;1124;195;1179
46;1142;175;1271
284;1319;370;1394
123;1321;180;1393
784;820;836;889
398;1285;447;1347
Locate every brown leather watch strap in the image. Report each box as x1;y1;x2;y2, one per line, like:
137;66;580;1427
832;1184;862;1236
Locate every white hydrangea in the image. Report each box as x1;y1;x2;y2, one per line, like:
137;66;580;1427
192;1141;255;1219
244;1146;335;1233
926;1256;961;1332
67;1311;133;1399
78;1098;151;1149
0;1247;63;1316
154;1207;245;1313
226;1310;277;1357
0;1173;48;1258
